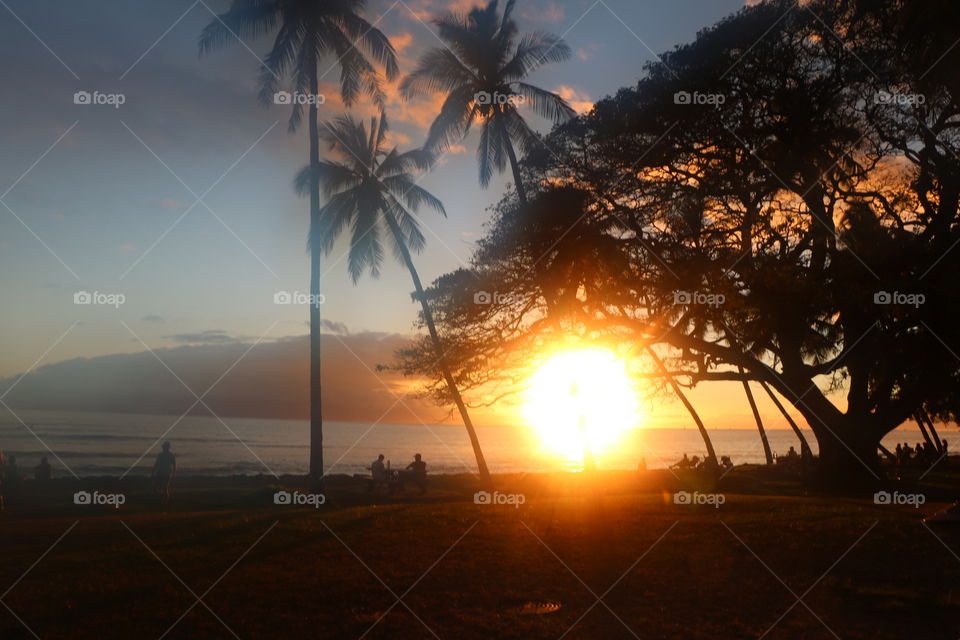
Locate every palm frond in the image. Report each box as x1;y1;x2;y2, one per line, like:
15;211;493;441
513;82;576;122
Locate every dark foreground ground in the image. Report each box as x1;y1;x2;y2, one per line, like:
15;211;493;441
1;466;959;639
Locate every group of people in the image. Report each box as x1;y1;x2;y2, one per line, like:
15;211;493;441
0;442;177;511
668;453;734;471
0;452;54;510
894;440;947;467
369;453;427;494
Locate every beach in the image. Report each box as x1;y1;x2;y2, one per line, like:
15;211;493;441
2;466;959;639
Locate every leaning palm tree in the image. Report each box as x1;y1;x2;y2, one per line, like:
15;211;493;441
199;1;398;488
400;0;574;207
294;112;491;484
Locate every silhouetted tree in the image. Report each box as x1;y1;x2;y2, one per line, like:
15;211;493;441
400;0;574;206
295;112;490;484
398;0;960;490
200;1;398;486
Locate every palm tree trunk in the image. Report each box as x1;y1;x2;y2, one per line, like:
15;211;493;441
308;62;324;489
504;137;528;209
917;409;944;451
645;346;717;468
739;367;772;464
914;412;936;450
759;380;812;458
385;215;491;485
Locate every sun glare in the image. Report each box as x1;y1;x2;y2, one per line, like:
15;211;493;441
523;348;639;464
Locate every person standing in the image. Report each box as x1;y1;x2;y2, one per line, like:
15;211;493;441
152;442;177;508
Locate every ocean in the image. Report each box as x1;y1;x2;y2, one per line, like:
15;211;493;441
0;409;952;478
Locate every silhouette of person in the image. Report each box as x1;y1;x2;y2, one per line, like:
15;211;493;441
369;454;386;492
152;442;177;507
404;453;427;493
34;456;52;482
0;451;6;511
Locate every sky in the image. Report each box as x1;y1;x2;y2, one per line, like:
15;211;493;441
0;0;807;429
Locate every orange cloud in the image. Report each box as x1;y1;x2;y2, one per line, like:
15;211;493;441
555;85;593;115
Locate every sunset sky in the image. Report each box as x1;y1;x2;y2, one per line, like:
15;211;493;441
0;0;818;430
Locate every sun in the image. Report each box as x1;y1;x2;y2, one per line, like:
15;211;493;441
523;348;639;464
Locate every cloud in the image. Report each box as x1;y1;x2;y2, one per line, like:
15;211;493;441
576;43;601;60
119;242;137;253
521;1;565;22
555;85;594;115
142;314;165;323
0;332;447;423
156;198;188;210
163;330;239;345
320;319;349;335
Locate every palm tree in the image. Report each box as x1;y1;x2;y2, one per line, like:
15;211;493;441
400;0;574;207
294;112;491;484
739;367;773;464
199;1;398;488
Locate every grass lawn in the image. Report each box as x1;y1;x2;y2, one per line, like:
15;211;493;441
1;469;959;639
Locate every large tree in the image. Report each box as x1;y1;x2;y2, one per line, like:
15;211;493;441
398;0;960;489
200;0;398;487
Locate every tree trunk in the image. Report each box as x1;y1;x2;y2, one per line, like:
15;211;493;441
794;400;882;491
504;135;528;209
645;346;717;468
308;64;324;490
739;367;772;464
385;215;491;485
759;380;812;458
917;409;944;452
915;412;936;450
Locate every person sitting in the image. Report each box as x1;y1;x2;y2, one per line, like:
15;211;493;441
5;456;21;492
398;453;427;494
720;455;733;470
34;456;52;482
369;454;387;492
690;455;702;470
671;454;691;470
